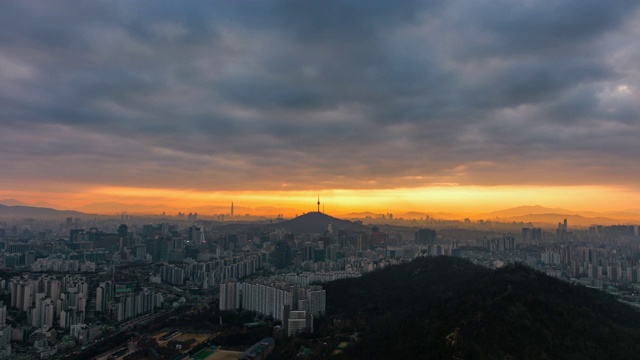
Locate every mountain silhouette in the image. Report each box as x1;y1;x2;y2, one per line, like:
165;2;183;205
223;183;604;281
276;212;366;234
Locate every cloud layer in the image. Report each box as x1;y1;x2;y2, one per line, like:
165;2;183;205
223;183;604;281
2;0;640;196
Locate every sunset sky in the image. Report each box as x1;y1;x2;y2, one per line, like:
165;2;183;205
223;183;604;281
2;1;640;216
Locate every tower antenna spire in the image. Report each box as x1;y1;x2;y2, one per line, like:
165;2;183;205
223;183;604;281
317;194;321;213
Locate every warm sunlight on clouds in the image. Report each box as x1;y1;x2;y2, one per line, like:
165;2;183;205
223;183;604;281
2;1;640;216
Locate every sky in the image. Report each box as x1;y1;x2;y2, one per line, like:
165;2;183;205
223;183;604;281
1;0;640;216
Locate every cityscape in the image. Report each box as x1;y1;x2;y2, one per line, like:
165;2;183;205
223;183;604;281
2;0;640;359
1;200;640;358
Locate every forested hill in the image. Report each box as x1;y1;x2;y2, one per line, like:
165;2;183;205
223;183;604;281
322;256;640;360
276;211;365;234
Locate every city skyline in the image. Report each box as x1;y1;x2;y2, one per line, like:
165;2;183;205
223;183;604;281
2;1;640;215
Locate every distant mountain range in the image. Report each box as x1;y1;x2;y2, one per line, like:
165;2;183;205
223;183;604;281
344;211;462;221
484;205;575;217
1;199;638;226
344;205;640;226
482;204;640;219
490;213;629;227
0;204;91;219
0;198;66;209
342;211;381;218
476;205;640;226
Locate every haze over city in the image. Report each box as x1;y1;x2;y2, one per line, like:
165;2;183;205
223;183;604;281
2;1;640;216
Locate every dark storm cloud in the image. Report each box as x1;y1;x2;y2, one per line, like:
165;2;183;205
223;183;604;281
1;0;640;192
463;0;638;56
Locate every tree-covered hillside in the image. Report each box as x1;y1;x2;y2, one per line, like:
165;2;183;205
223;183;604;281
313;256;640;359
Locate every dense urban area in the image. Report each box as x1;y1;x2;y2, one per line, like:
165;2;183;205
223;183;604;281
0;202;639;359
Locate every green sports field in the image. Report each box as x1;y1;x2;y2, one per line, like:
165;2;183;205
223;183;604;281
192;349;215;360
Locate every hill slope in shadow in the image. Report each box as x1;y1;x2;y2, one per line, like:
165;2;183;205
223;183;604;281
320;256;640;360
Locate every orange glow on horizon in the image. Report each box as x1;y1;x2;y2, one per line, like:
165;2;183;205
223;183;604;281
1;184;639;218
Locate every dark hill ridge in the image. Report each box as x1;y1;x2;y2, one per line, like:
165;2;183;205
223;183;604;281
318;257;640;360
276;212;366;234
